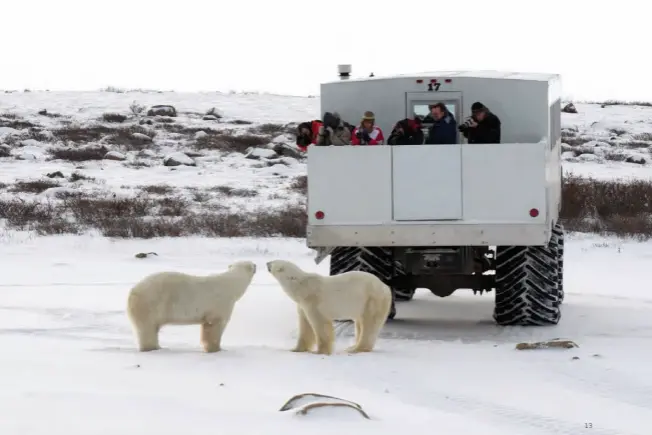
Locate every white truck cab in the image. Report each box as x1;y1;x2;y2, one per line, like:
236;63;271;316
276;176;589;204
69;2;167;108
306;65;565;326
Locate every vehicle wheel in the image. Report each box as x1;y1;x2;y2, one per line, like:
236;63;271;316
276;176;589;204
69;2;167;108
493;233;562;326
550;222;565;305
329;246;397;320
391;259;416;301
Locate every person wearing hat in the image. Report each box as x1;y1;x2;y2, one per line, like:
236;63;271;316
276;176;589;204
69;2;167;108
461;102;501;144
316;111;352;146
351;111;385;145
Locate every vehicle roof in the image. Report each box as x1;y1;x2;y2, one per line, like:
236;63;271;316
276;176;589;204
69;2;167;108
323;70;560;84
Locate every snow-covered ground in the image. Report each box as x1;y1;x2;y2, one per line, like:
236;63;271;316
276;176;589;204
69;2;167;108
0;233;651;434
1;91;652;434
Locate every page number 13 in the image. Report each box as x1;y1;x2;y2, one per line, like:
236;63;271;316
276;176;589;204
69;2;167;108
585;423;593;428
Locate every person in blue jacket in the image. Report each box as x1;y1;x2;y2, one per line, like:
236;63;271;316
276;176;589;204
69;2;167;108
424;103;458;144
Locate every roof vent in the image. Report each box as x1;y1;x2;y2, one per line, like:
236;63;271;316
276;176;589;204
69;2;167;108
337;64;351;80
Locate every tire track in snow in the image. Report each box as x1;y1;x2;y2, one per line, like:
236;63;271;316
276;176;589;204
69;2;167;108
380;378;623;435
532;357;652;411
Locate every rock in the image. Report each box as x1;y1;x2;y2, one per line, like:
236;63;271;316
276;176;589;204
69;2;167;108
245;147;278;160
561;151;576;161
578;153;599;162
202;115;220;121
560;143;572;153
38;109;48;115
272;133;295;144
183;150;204;158
195;131;208;140
46;171;65;178
139;119;154;125
138;149;157;158
163;152;196;167
104;151;127;161
562;103;577;114
0;144;10;157
20;139;41;148
131;132;153;143
273;143;303;159
205;107;222;119
626;155;646;164
515;339;578;350
146;105;177;117
135;252;158;259
15;152;38;160
0;127;19;138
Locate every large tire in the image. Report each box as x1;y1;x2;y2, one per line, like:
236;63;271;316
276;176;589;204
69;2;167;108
392;260;416;301
551;222;565;305
493;231;562;326
329;247;397;319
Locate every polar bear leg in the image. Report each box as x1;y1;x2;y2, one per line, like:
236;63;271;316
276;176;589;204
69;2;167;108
347;296;388;353
303;307;335;355
292;306;316;352
134;321;161;352
200;320;226;353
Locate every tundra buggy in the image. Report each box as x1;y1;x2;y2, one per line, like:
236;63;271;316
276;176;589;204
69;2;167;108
307;66;564;326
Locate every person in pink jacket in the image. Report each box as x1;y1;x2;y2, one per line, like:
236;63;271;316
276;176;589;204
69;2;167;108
351;111;385;145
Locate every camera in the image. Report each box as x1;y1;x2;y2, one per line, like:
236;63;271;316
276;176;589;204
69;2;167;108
458;117;474;132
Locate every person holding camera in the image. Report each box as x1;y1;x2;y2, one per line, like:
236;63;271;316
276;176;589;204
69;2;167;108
351;111;385;145
295;119;323;152
424;103;458;144
316;111;352;146
459;102;501;144
387;117;424;145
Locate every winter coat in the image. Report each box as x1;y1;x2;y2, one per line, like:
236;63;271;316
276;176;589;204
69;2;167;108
351;125;385;145
388;118;424;145
296;120;323;151
316;123;351;146
463;112;501;144
425;112;457;144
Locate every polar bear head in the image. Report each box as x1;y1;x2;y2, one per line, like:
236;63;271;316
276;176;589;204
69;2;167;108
228;260;257;276
266;259;303;279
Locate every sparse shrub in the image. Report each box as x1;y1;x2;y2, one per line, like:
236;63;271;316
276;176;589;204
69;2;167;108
254;123;286;135
633;132;652;141
609;128;628;136
140;184;174;195
10;179;60;194
561;174;652;238
289;175;307;195
69;172;95;182
49;146;108;162
213;185;258;197
102;112;127;123
129;101;146;116
195;133;270;153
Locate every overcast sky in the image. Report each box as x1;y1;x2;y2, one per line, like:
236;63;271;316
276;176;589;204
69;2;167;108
0;0;644;101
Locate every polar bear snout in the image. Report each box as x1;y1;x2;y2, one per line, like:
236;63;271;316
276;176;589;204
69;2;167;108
229;260;257;275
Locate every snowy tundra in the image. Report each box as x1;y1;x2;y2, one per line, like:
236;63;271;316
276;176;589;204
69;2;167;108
0;90;652;434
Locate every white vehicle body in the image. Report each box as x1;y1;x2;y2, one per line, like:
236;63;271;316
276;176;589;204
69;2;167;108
307;70;563;249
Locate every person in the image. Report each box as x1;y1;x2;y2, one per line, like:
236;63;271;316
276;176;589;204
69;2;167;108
424;103;457;144
295;119;323;152
351;111;385;145
316;112;351;145
387;117;424;145
459;102;501;144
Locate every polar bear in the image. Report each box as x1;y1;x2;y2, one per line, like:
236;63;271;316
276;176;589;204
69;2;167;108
266;259;391;355
126;260;256;353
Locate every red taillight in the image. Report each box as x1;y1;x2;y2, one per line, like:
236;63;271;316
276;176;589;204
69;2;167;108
430;79;437;83
445;79;452;83
416;79;423;83
529;208;539;218
315;211;325;220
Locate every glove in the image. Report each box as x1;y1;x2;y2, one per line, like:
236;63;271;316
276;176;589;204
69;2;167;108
362;131;372;142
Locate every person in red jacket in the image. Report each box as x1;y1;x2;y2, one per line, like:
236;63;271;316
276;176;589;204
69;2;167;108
296;120;323;152
351;111;385;145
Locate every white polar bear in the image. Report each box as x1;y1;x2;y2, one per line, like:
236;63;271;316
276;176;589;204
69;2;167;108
126;260;256;353
266;259;391;355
